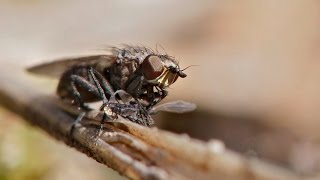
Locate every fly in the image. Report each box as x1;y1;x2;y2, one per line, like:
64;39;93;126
27;45;195;126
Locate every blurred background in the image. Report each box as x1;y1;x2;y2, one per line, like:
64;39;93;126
1;0;320;179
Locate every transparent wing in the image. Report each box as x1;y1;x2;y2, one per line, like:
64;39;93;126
150;100;196;114
27;54;114;78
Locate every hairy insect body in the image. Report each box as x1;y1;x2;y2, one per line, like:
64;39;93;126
28;45;191;126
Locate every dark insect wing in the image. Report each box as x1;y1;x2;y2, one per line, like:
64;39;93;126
27;54;115;78
150;101;197;114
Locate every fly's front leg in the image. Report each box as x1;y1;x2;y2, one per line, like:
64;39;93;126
156;86;168;102
159;89;168;101
146;86;168;109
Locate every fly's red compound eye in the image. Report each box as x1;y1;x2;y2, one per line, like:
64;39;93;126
142;55;164;81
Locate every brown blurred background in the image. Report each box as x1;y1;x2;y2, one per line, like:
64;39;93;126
1;0;320;179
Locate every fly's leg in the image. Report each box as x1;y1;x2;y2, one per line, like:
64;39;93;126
159;89;168;102
87;67;108;108
70;74;100;110
155;87;168;104
69;68;115;138
87;67;115;110
70;81;88;110
87;67;116;135
146;86;168;109
69;111;86;137
69;75;102;137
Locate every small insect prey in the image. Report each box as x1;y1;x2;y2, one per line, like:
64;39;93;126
28;45;195;126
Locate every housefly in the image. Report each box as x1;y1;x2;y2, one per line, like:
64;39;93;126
27;45;195;126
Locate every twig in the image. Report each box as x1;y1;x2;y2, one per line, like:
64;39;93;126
0;64;302;180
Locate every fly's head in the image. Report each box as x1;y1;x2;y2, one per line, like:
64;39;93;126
141;55;187;88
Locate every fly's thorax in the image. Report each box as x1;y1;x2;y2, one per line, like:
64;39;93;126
95;56;117;73
112;45;154;64
103;57;140;90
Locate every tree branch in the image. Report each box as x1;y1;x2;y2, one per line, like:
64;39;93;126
0;64;301;180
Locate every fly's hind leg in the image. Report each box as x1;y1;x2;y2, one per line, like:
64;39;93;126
69;74;101;137
69;111;86;137
70;81;88;110
87;67;115;110
87;66;115;135
70;74;100;110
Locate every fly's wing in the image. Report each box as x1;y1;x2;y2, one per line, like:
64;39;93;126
150;100;197;114
27;54;115;78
